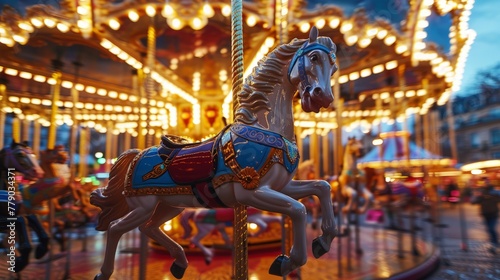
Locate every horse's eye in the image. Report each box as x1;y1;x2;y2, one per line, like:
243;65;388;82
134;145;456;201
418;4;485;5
310;54;318;62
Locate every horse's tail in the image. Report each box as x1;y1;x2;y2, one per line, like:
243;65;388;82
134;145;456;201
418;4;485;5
90;149;140;231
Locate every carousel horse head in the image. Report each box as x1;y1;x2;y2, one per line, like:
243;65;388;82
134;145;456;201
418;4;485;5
235;26;337;128
287;27;337;113
345;137;364;160
0;141;44;181
40;145;69;165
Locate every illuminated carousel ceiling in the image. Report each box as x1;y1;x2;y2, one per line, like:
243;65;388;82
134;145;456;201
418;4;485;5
0;0;475;137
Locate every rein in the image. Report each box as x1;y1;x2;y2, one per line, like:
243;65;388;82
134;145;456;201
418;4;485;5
287;42;335;91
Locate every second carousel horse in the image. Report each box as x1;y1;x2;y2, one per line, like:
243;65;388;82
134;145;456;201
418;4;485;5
0;141;49;272
180;207;281;264
337;137;374;214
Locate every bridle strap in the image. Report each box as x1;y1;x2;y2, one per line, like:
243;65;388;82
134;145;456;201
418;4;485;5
287;42;335;87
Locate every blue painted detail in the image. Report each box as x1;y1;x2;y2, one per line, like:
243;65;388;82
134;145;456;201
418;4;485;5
231;123;285;149
215;124;300;177
131;146;178;189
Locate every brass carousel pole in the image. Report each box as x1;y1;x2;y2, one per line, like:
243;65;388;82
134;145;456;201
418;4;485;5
231;0;247;278
12;117;20;143
138;14;157;280
333;69;343;277
69;62;81;181
46;59;63;280
21;119;30;143
33;120;41;157
0;77;6;148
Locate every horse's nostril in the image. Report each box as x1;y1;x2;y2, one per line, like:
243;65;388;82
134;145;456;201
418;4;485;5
313;87;322;96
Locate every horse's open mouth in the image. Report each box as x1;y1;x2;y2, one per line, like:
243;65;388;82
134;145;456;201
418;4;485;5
301;94;323;113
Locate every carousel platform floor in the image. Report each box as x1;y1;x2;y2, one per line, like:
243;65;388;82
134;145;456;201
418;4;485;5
0;222;440;280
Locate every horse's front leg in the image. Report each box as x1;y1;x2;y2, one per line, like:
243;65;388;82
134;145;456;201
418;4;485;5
138;202;188;278
357;187;374;214
234;186;308;277
191;223;216;265
281;180;338;258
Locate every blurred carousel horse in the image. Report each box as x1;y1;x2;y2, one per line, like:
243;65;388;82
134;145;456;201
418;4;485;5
29;145;92;251
0;141;49;272
372;171;426;230
180;207;281;264
91;27;338;279
336;137;374;214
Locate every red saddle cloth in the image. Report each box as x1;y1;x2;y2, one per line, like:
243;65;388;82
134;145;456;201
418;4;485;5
168;140;215;184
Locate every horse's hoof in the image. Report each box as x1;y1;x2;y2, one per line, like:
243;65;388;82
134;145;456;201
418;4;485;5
312;237;328;258
311;221;318;230
35;239;49;259
170;262;186;279
269;255;288;276
94;273;109;280
412;248;421;256
14;257;29;273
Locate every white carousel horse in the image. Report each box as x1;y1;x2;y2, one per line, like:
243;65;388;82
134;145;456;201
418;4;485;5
179;207;281;265
90;27;338;279
337;137;374;214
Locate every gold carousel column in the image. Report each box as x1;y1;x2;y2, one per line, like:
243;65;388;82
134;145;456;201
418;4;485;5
231;0;247;278
78;127;89;178
12;117;20;143
33;120;41;157
47;72;61;149
322;132;329;176
124;130;131;151
333;71;342;177
112;130;119;160
423;112;430;156
46;68;62;280
135;69;146;150
0;81;6;148
431;110;440;156
105;121;113;173
375;95;384;163
21;119;30;143
69;62;81;181
69;86;79;180
415;112;422;159
398;64;410;165
333;69;344;277
310;129;319;178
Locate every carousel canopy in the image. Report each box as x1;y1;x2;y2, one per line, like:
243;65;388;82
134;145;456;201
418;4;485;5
0;0;476;139
357;135;452;169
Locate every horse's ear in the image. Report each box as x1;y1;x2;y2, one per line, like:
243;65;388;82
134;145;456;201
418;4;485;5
309;26;318;43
